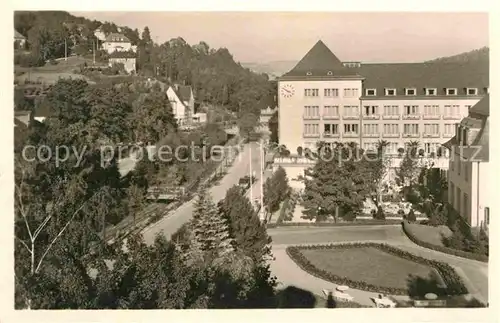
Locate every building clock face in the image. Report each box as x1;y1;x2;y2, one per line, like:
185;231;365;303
280;84;295;98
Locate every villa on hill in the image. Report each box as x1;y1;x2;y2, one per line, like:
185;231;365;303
166;84;195;126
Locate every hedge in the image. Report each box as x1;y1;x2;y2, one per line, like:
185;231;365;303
402;221;488;263
286;242;468;296
266;219;402;229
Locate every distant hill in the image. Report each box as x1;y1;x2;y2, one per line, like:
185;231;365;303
241;60;297;78
425;47;489;63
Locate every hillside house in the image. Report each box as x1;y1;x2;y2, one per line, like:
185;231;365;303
14;29;26;48
103;33;133;54
166;85;195;126
109;56;136;74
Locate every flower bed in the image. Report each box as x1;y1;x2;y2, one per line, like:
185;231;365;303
286;242;468;296
402;221;488;263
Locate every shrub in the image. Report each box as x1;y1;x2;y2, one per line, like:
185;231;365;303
19;53;45;67
297;146;303;156
402;221;488;262
370;209;377;218
407;209;416;222
398;209;405;217
287;242;468;296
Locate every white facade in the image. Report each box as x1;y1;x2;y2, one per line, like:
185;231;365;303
193;112;207;123
360;98;481;155
94;28;107;42
278;78;363;154
109;57;136;74
103;41;133;54
166;86;195;126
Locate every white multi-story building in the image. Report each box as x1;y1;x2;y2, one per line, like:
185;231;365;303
103;33;133;54
444;95;490;229
278;40;488;157
166;85;195;126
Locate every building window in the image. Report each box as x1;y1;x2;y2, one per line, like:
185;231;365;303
403;124;419;135
304;89;319;97
466;88;478;95
424;105;440;116
404;105;419;115
383;124;398;134
444;105;460;117
324;88;339;97
383;105;399;116
363;124;379;135
304;106;319;117
405;88;416;96
363;105;378;116
424;143;439;154
343;88;359;98
444;123;456;136
457;158;461;175
424;124;439;135
465;105;472;111
446;88;457;95
485;207;490;225
343;105;359;117
385;88;396;96
366;89;376;96
425;88;437;96
363;142;377;151
324;105;339;117
344;124;359;134
324;124;339;135
304;123;319;134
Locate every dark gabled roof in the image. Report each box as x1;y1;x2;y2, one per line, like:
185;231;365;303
14;29;25;39
105;33;130;43
283;40;356;77
281;41;488;94
355;61;489;97
176;85;193;102
469;94;489;117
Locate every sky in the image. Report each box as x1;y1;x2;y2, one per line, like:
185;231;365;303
73;12;489;64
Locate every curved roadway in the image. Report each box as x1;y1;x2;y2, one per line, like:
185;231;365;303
268;225;488;306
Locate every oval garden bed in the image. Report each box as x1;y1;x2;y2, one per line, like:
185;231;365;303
286;242;468;297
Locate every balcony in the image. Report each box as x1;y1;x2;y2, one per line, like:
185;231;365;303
363;133;380;138
343;132;359;138
423;115;441;120
342;115;360;120
322;115;340;120
382;115;400;120
423;133;440;138
303;115;320;120
323;132;340;138
303;133;320;138
362;114;380;120
442;133;454;138
402;114;421;120
443;115;461;120
402;133;420;138
382;133;400;138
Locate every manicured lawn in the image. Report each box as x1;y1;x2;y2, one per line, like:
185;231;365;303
405;222;452;247
300;246;441;290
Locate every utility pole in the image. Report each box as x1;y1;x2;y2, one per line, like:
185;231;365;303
64;38;67;61
93;40;96;65
249;144;253;202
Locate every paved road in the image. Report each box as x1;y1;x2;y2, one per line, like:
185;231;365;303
142;142;264;244
268;225;489;305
